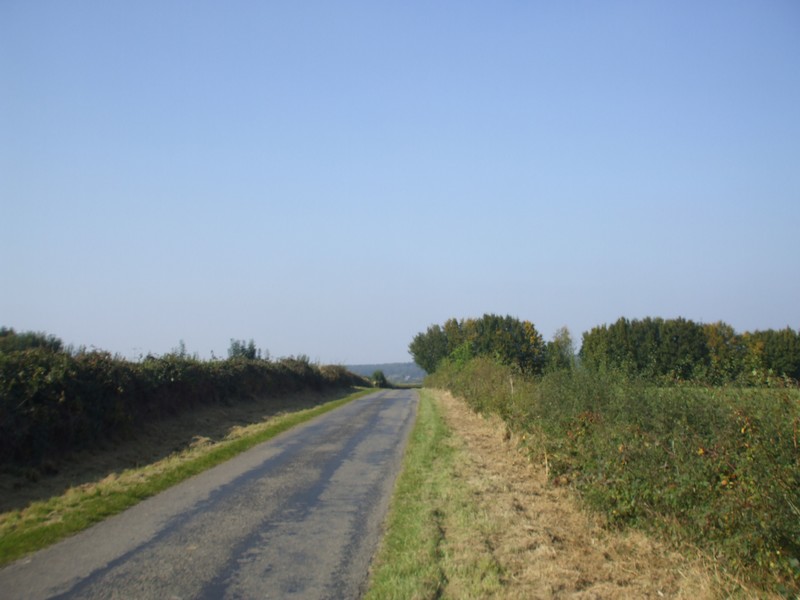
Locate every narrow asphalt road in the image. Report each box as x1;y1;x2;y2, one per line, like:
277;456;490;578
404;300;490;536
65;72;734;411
0;389;418;599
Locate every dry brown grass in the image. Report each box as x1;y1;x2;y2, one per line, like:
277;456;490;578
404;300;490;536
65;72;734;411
434;390;771;600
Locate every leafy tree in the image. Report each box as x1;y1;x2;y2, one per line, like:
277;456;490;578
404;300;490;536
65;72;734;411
743;327;800;382
579;324;610;371
409;314;545;376
170;339;190;358
762;327;800;380
442;318;465;355
449;340;474;369
703;321;746;383
656;317;708;380
371;370;390;388
408;324;448;373
227;338;264;360
582;318;800;384
581;317;708;380
580;318;634;373
0;327;64;354
545;326;575;372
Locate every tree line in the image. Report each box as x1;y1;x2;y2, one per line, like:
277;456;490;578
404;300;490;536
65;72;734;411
410;315;800;384
581;317;800;383
408;314;575;376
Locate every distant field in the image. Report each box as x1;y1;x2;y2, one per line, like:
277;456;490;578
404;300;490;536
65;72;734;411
347;362;426;385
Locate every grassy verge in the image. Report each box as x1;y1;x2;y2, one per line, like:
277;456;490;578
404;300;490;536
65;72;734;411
0;387;373;567
365;390;503;599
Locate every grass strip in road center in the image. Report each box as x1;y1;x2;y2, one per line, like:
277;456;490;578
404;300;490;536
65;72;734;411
365;389;503;599
0;388;374;567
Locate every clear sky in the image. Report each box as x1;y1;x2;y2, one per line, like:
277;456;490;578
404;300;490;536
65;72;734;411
2;1;799;364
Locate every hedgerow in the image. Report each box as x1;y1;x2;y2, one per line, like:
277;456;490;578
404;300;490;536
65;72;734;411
428;357;800;595
0;347;366;465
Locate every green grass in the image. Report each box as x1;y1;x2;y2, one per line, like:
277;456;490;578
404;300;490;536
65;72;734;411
365;390;503;599
0;388;374;567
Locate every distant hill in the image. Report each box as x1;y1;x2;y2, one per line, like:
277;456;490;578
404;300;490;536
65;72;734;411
347;362;426;385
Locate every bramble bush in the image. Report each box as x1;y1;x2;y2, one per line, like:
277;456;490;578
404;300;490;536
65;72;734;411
428;357;800;595
0;344;367;466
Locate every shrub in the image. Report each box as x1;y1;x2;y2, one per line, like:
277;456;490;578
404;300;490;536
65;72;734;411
0;327;63;354
429;358;800;594
372;370;390;388
0;347;364;466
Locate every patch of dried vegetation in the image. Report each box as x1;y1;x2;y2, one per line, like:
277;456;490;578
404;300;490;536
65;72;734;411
435;390;770;599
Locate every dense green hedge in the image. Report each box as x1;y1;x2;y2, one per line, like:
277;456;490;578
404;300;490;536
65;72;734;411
428;357;800;595
0;347;365;465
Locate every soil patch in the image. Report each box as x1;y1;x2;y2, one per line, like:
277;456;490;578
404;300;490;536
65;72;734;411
0;389;349;513
435;390;763;599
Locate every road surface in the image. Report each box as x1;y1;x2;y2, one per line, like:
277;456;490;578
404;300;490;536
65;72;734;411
0;389;418;599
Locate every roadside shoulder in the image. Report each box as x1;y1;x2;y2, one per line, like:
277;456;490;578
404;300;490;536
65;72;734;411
435;389;724;600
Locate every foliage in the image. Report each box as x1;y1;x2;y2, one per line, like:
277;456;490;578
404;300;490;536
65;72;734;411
581;317;800;384
0;327;63;354
0;333;368;466
409;314;547;375
580;317;709;380
408;323;449;373
227;338;265;360
428;358;800;595
545;326;576;373
743;327;800;383
371;370;390;388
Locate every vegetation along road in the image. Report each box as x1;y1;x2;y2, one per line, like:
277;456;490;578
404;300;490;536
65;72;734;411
0;389;418;599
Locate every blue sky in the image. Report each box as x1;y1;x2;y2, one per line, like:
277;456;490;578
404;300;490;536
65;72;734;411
2;1;798;364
